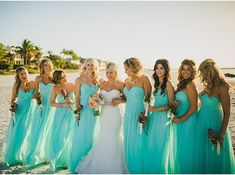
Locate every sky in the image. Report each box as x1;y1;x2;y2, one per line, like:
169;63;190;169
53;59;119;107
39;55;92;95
1;1;235;69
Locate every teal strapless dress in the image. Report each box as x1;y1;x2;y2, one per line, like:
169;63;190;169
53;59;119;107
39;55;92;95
123;86;146;173
144;89;173;173
172;91;197;173
3;89;36;166
22;82;55;165
48;93;76;171
194;93;235;173
68;84;99;173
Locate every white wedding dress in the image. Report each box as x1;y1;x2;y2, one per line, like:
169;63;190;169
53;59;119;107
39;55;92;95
75;89;126;174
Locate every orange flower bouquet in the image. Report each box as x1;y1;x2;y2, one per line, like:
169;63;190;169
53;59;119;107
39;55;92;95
88;93;104;116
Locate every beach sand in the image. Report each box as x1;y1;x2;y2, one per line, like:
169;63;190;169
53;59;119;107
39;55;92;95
0;78;235;173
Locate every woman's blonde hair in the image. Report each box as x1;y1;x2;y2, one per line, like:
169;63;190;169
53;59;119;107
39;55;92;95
199;58;230;94
39;58;53;77
176;59;197;92
14;66;28;95
123;57;143;74
80;58;99;85
106;62;118;80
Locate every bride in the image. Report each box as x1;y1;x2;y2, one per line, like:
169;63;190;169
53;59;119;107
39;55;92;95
76;62;126;174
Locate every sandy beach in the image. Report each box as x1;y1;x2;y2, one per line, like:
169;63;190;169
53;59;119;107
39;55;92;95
0;72;235;173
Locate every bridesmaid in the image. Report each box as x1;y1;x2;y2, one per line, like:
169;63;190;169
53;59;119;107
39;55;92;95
144;59;175;173
172;59;198;173
123;57;152;173
3;66;36;166
194;58;235;173
22;58;55;165
49;70;76;171
68;58;100;173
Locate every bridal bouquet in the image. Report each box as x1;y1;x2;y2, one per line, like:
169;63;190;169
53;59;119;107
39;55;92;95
166;102;177;126
138;97;151;134
10;101;17;127
74;105;83;126
208;128;222;155
35;92;43;117
36;92;43;107
89;93;105;116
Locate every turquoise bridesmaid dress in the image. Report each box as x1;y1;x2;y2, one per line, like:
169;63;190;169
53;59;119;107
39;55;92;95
3;89;36;166
22;82;55;165
172;91;197;173
123;86;146;173
194;93;235;173
68;84;99;173
49;93;76;171
144;89;173;173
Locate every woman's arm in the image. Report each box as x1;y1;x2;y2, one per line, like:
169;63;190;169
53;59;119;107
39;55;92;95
75;77;82;109
142;75;152;100
11;84;17;104
50;87;69;108
217;86;230;143
33;76;41;98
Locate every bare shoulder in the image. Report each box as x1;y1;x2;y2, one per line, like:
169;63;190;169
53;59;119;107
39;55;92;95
166;81;174;88
35;75;42;82
116;79;125;90
185;82;197;94
29;80;36;89
217;85;229;95
100;79;106;89
142;74;150;81
75;76;82;85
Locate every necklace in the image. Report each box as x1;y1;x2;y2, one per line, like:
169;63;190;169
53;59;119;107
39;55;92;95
128;78;137;85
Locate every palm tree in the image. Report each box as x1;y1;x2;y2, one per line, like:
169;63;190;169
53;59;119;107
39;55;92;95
30;45;42;65
16;39;35;66
61;49;81;61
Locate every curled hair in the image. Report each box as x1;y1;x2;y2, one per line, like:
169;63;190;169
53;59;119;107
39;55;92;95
106;62;118;80
80;58;99;85
152;59;170;95
39;58;53;75
14;66;28;95
199;58;230;95
52;70;65;85
176;59;196;92
123;57;143;74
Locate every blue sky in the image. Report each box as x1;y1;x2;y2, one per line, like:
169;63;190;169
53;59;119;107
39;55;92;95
1;1;235;69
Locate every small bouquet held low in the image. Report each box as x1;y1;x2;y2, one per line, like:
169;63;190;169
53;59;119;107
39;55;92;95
89;92;105;116
208;128;224;155
74;104;83;126
35;92;43;117
166;102;177;126
138;96;151;135
10;101;17;127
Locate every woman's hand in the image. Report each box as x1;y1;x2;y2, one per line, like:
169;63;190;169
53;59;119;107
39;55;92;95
217;135;225;146
65;97;73;104
172;117;182;123
111;98;121;106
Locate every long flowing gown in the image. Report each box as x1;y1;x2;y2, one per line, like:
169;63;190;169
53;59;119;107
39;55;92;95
68;84;99;173
76;89;125;173
3;89;36;166
144;89;173;173
48;93;76;171
22;82;55;165
194;93;235;173
172;91;197;173
123;86;146;174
